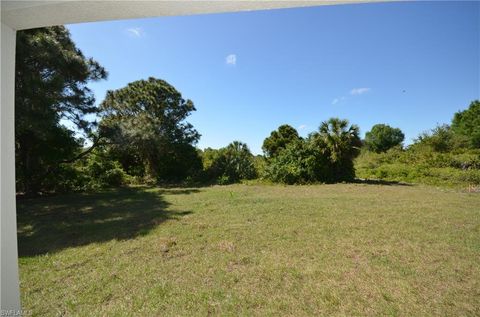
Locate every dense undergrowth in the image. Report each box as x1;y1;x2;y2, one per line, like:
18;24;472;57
355;147;480;187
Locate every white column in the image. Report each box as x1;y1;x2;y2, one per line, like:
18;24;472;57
0;22;21;312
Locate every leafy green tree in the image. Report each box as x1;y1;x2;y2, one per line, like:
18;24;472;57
451;100;480;149
262;124;301;158
15;26;107;194
310;118;362;181
100;77;201;181
365;124;405;153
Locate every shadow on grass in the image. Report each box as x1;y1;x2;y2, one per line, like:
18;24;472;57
155;188;201;195
353;178;413;186
16;187;193;257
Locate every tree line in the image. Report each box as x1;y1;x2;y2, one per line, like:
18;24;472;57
15;26;480;195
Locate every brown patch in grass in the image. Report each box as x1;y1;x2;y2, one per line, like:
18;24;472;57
218;240;235;253
157;237;177;253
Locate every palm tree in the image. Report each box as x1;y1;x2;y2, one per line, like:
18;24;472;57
314;118;361;163
224;141;256;181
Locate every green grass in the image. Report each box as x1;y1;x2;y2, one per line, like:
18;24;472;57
17;184;480;316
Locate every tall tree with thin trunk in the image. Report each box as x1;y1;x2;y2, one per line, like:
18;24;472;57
15;26;107;194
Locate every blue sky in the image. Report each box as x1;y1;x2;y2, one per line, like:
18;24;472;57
67;1;479;154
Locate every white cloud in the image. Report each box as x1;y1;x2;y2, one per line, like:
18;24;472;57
126;27;145;38
225;54;237;66
332;96;346;105
350;87;371;95
332;88;369;106
298;124;307;130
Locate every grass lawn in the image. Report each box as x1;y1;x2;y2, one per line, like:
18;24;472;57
17;184;480;316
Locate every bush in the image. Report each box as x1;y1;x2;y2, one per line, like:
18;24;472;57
263;118;362;184
81;149;128;189
154;143;203;182
253;155;267;178
355;147;480;187
451;100;480;149
202;141;257;184
263;140;330;184
413;124;468;153
40;164;90;193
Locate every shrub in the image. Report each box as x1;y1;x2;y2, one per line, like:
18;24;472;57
264;118;362;184
263;140;330;184
81;149;128;189
40;164;90;193
451;100;480;149
253;155;267;178
263;142;306;184
413;124;467;153
355;147;480;187
202;141;257;184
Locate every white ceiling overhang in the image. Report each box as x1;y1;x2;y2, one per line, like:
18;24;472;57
1;0;397;30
